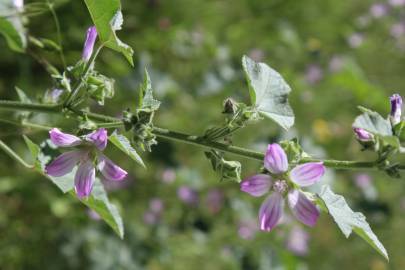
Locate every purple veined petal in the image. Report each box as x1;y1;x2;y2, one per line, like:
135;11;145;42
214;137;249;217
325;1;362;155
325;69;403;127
97;155;127;181
390;94;402;125
240;174;272;197
290;162;325;187
74;159;96;199
86;128;108;150
49;128;82;147
288;190;319;227
82;26;98;61
258;192;284;232
264;144;289;174
45;150;84;177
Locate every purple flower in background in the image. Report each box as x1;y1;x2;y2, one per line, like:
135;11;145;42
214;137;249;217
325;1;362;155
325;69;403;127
238;220;258;240
177;186;199;205
161;168;176;183
389;0;405;7
150;198;164;214
241;144;325;232
355;174;372;189
390;23;405;39
305;64;323;85
286;226;310;256
143;198;164;225
390;94;403;125
347;33;364;48
45;128;127;198
353;128;373;141
82;26;98;61
206;188;224;213
369;3;389;18
328;55;344;73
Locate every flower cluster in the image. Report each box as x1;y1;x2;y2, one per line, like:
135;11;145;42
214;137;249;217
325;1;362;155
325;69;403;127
240;144;325;231
45;128;127;198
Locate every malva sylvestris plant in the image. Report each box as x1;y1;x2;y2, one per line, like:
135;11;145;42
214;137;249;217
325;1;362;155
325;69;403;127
1;0;405;261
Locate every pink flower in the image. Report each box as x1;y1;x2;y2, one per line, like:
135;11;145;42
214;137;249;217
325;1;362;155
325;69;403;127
45;128;127;198
286;226;310;256
240;143;325;232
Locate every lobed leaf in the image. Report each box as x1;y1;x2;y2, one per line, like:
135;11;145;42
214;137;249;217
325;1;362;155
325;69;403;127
242;55;294;130
108;131;145;168
318;185;388;260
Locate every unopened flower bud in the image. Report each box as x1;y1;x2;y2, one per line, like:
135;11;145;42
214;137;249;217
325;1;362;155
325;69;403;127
353;128;373;141
82;26;98;61
390;94;402;125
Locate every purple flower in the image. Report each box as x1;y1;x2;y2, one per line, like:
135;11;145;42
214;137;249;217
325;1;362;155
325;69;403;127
82;26;98;61
353;128;373;141
240;143;325;232
304;64;323;85
286;226;310;256
389;0;405;7
390;94;402;125
347;33;364;48
328;56;344;73
206;189;224;213
177;186;199;206
45;128;127;198
369;3;389;18
390;23;405;39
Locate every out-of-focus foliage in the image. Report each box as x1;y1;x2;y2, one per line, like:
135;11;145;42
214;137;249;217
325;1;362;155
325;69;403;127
0;0;404;269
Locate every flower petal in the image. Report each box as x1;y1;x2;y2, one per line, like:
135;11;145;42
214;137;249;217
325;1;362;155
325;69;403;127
259;192;284;232
74;160;95;198
288;190;319;227
82;26;98;61
290;162;325;187
264;143;288;174
86;128;108;150
45;150;83;177
97;155;127;181
49;128;82;147
240;174;272;197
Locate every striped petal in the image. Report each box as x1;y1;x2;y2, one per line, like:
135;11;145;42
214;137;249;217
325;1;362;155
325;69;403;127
86;128;108;150
290;162;325;187
49;128;82;147
288;190;319;227
240;174;272;197
259;192;284;232
97;155;127;181
74;160;95;199
45;150;83;177
264;143;288;174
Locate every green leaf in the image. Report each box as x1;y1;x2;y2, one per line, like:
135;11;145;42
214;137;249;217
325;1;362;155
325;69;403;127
22;135;41;169
139;68;161;111
0;17;26;53
242;55;294;130
353;109;392;137
109;131;145;168
84;0;134;65
77;179;124;238
318;186;389;260
23;137;124;238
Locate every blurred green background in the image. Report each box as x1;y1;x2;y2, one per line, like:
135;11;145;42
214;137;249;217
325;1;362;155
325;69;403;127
1;0;404;269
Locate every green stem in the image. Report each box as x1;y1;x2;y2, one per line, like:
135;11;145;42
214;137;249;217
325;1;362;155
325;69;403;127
47;0;66;68
0;101;404;171
0;139;33;168
0;118;52;131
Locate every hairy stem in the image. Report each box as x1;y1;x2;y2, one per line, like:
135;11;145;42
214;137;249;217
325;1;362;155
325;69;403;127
0;100;404;171
0;139;33;168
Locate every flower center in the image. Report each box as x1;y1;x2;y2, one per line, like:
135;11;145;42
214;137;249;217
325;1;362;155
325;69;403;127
273;180;289;194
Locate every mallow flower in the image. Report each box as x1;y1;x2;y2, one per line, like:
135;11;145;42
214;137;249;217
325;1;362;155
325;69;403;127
82;26;98;62
45;128;127;198
390;94;402;125
240;143;325;231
